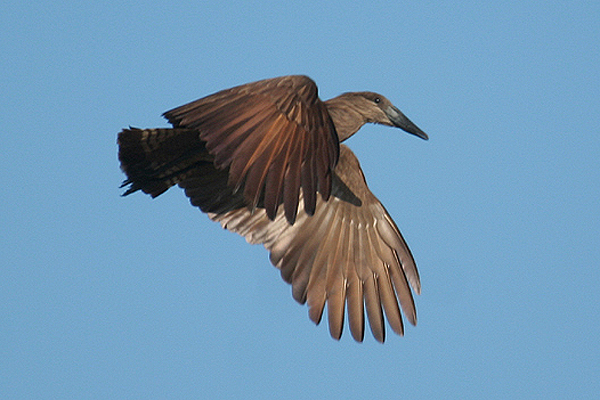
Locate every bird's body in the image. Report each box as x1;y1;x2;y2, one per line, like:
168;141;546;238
118;75;428;342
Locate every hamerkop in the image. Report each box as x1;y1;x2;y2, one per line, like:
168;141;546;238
118;75;428;342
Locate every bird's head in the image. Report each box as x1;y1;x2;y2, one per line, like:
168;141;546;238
325;92;428;141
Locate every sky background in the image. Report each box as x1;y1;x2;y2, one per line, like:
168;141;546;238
1;1;599;399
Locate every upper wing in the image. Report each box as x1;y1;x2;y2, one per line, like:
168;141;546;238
207;145;421;342
163;75;340;224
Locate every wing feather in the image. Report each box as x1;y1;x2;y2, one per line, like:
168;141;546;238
346;267;365;342
363;273;385;343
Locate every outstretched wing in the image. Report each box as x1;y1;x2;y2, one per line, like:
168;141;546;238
203;145;420;342
164;75;340;224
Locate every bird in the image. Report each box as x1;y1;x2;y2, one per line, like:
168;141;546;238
117;75;428;342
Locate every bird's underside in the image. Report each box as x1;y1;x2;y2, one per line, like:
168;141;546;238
118;75;427;342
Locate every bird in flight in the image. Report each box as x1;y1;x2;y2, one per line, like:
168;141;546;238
118;75;428;342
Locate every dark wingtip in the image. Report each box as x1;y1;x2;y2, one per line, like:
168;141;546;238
284;203;297;225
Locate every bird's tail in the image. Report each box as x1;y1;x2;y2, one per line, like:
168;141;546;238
117;127;211;197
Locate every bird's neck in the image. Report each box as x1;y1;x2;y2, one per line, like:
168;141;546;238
324;96;367;142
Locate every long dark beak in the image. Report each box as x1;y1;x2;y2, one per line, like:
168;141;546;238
386;106;429;140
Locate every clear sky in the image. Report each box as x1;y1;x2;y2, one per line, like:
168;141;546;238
2;1;599;399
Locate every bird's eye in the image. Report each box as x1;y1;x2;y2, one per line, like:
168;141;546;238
374;97;381;104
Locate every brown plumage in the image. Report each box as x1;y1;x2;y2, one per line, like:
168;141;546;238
118;75;428;342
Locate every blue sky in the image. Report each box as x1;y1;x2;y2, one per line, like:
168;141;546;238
1;1;599;399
